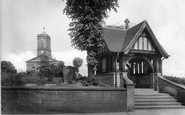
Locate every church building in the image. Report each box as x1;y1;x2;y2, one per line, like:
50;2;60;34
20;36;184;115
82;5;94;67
26;29;62;71
96;19;169;88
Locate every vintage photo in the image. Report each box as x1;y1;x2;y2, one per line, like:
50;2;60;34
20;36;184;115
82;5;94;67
1;0;185;114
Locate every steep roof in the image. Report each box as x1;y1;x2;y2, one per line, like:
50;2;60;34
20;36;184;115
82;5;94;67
103;27;126;52
103;20;169;58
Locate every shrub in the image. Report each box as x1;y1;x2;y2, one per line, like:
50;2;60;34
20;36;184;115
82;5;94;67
79;77;99;86
1;72;24;86
21;75;47;85
39;64;60;81
57;61;65;67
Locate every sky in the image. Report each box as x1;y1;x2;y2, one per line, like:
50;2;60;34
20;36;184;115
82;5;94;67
1;0;185;77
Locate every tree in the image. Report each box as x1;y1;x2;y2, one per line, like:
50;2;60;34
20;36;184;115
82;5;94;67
63;0;118;77
39;64;58;81
73;57;83;68
1;60;17;74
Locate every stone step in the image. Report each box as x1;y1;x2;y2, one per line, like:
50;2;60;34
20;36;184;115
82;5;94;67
135;95;174;99
135;88;154;90
135;93;169;96
134;88;185;110
135;89;155;92
135;101;181;106
135;98;177;102
135;105;185;109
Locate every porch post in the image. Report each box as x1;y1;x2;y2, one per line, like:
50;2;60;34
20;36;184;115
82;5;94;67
151;73;161;91
151;59;161;91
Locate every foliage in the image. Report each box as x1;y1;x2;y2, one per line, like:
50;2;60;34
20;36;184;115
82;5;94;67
73;57;83;68
39;64;59;81
163;75;185;86
78;76;99;86
21;75;48;85
57;61;65;68
1;71;58;86
1;60;17;74
1;72;24;86
63;0;118;70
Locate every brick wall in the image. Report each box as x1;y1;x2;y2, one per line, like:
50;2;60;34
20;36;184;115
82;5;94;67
2;87;127;114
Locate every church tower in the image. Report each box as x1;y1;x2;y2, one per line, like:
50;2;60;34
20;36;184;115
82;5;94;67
37;28;52;58
26;28;62;71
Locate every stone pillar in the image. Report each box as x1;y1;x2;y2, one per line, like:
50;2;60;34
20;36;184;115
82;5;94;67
151;73;161;91
113;72;116;87
116;72;120;87
126;84;135;112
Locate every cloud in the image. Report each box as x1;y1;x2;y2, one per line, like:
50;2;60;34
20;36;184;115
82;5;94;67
1;51;35;72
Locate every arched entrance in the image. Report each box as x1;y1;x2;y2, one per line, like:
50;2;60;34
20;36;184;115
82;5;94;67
126;57;154;88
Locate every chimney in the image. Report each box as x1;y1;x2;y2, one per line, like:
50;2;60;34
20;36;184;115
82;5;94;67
124;18;130;30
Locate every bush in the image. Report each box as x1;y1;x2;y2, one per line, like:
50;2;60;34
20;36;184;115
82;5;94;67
21;76;48;85
1;71;48;86
73;57;83;68
79;77;99;86
1;60;17;74
39;64;57;81
163;75;185;86
1;72;24;86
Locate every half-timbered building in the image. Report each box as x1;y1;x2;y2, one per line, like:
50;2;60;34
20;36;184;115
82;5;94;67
96;19;169;88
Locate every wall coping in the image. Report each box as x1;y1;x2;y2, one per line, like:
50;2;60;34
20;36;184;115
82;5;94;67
159;76;185;90
1;86;126;91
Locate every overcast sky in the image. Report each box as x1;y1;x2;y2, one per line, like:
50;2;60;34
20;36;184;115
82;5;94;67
1;0;185;77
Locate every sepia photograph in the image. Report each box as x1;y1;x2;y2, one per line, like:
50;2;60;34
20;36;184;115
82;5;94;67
1;0;185;114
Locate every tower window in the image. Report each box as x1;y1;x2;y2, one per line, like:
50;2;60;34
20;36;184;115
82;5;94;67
41;43;43;48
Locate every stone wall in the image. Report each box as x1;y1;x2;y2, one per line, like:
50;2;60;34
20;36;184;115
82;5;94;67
158;76;185;105
2;87;127;114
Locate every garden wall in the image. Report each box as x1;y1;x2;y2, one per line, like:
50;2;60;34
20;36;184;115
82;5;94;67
2;86;127;114
158;75;185;105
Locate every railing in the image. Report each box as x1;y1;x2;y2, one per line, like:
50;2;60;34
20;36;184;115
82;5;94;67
158;75;185;105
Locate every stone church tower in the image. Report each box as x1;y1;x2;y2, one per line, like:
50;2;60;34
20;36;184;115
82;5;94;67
37;29;52;58
26;28;62;71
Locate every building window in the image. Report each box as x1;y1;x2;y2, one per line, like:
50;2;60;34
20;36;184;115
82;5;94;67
133;63;136;74
133;36;155;51
141;61;144;73
41;43;43;48
143;37;147;50
139;37;143;50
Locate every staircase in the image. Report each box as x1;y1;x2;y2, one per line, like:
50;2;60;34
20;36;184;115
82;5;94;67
135;88;185;109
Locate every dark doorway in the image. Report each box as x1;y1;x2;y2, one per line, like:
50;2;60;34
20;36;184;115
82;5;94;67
127;57;153;88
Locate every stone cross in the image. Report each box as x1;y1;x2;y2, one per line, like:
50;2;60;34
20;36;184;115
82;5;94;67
124;18;130;30
43;27;45;33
